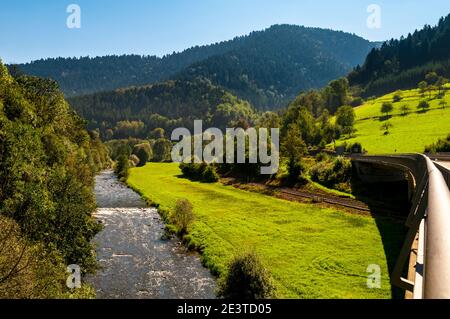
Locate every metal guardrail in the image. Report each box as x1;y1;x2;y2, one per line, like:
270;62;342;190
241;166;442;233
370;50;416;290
352;154;450;299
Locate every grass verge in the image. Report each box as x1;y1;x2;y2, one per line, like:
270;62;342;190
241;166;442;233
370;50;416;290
128;163;405;299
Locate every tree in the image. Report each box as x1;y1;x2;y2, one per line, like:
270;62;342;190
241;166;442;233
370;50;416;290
132;143;153;167
282;105;317;145
335;105;356;134
400;104;411;116
0;61;106;298
418;100;430;112
381;122;393;135
115;154;130;181
281;125;307;182
436;76;449;96
425;72;439;86
439;99;448;109
336;105;356;128
323;78;350;113
153;138;172;162
418;81;428;97
150;128;165;139
257;112;281;129
381;102;394;117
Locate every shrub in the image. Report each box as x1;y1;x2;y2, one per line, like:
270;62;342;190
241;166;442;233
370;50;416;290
153;138;172;162
217;251;276;299
425;134;450;153
180;162;219;183
310;156;352;192
347;142;363;154
132;143;152;167
171;199;195;235
286;159;306;183
315;152;330;162
202;165;219;183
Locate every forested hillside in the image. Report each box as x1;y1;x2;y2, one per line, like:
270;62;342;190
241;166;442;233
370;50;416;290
176;25;377;108
68;78;255;140
11;42;236;98
349;13;450;97
0;60;108;298
13;25;376;109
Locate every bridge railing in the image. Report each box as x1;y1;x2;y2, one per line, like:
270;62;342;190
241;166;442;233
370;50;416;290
352;154;450;299
424;157;450;299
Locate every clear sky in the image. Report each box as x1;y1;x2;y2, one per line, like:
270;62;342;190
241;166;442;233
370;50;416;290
1;0;449;64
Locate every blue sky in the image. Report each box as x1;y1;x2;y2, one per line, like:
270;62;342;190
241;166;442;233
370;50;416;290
1;0;449;63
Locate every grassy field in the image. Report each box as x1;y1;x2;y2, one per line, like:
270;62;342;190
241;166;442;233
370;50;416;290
128;163;405;299
337;86;450;154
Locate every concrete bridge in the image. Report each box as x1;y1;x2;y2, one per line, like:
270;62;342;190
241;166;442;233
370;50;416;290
352;153;450;299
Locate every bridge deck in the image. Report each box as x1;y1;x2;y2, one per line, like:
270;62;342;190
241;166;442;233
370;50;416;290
435;161;450;171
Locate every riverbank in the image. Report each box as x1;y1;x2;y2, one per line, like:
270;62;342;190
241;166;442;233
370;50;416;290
127;163;406;299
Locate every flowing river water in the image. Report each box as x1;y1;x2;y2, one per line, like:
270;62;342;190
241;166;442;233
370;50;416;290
86;170;216;299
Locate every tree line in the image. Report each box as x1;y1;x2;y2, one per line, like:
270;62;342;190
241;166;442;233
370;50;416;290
0;61;109;298
349;13;450;97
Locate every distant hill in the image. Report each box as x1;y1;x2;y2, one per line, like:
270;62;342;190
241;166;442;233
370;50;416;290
68;78;255;140
349;13;450;97
176;25;377;109
13;25;376;109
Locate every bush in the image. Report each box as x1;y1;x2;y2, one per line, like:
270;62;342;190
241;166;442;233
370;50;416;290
202;165;219;183
218;251;276;299
153;138;172;162
425;134;450;153
286;159;306;183
315;152;330;162
347;142;363;154
171;199;195;235
132;143;152;167
310;156;352;192
180;162;219;183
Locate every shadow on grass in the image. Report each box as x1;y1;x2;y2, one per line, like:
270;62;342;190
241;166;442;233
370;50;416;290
378;115;392;122
351;178;409;299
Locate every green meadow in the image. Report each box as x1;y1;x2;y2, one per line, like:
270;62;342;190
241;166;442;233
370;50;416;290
128;163;405;299
337;86;450;154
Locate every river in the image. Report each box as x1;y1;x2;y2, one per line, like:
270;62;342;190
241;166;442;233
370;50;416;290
86;170;216;299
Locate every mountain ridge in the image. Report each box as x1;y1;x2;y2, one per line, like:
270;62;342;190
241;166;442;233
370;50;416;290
12;24;377;109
